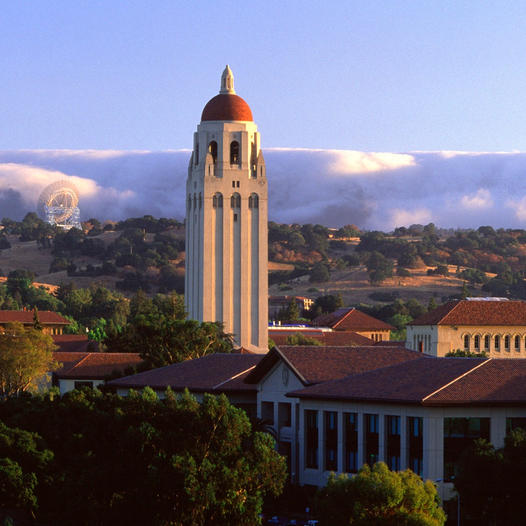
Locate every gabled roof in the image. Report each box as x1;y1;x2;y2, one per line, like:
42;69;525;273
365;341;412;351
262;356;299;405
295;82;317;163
245;345;423;386
409;299;526;326
287;357;526;406
54;352;143;380
313;308;394;331
0;310;69;324
108;354;262;393
268;328;373;347
287;358;488;404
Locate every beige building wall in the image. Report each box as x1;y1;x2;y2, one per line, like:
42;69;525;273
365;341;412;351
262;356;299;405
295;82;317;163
406;324;526;357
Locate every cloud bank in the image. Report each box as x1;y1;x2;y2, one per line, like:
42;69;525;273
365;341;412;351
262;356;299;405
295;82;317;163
1;148;526;230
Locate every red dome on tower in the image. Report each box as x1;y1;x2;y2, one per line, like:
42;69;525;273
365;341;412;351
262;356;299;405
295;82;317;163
201;94;253;122
201;65;253;122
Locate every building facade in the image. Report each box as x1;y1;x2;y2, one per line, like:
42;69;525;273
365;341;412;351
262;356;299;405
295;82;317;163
406;298;526;357
185;66;268;353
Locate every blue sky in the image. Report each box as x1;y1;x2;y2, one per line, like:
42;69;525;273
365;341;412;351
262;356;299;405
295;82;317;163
3;1;526;151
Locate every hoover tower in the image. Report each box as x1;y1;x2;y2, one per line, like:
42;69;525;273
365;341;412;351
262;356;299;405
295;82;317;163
185;66;268;353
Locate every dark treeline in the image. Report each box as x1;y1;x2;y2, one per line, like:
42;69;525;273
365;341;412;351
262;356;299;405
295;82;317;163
0;388;286;525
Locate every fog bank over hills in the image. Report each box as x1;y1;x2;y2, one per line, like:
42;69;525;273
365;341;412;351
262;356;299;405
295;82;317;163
1;149;526;230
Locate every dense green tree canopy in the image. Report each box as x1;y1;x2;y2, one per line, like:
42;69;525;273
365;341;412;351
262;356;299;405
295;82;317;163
0;388;286;525
316;462;446;526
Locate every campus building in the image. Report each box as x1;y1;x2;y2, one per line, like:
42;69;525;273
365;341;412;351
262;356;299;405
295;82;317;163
185;66;268;353
406;298;526;357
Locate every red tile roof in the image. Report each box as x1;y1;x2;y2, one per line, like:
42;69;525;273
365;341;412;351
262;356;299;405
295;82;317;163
268;328;373;347
245;345;423;385
108;354;262;393
313;308;394;331
410;299;526;326
0;310;69;324
52;334;98;353
54;352;143;380
201;94;253;121
288;357;486;403
288;357;526;406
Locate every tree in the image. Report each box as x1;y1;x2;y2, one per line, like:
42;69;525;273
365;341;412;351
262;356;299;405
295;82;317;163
366;252;394;285
445;349;487;358
0;323;58;398
0;388;287;525
277;298;301;323
315;462;446;526
454;429;526;525
309;262;330;283
285;332;322;346
106;317;234;368
0;422;53;515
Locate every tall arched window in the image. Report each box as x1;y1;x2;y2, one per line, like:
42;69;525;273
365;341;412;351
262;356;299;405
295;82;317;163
230;192;241;208
198;193;202;209
464;335;470;350
230;141;240;164
494;335;500;351
505;335;510;351
208;141;218;163
248;193;259;209
484;335;490;351
188;195;192;209
474;335;480;351
193;194;197;209
213;193;223;208
515;335;520;351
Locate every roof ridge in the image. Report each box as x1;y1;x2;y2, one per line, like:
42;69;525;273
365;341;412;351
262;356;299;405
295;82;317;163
437;300;463;325
422;358;491;402
67;353;92;372
332;307;355;329
213;364;257;389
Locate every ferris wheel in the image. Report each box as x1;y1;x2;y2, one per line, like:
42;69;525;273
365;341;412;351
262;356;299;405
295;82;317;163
37;180;81;230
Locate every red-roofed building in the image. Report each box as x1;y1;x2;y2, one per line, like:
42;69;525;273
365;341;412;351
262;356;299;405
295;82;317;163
406;298;526;357
108;354;263;418
0;310;69;335
53;352;143;394
243;345;423;483
286;356;526;498
313;308;394;342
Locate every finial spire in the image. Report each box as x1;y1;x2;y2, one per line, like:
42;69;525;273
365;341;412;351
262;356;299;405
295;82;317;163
220;65;236;94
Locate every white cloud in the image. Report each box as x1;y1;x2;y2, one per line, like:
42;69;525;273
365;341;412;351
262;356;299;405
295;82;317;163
2;148;526;230
388;208;432;228
461;188;493;210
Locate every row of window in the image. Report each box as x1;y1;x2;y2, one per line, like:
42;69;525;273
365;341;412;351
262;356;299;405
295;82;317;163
194;140;263;178
194;140;242;165
305;411;423;476
187;192;259;210
305;413;526;481
464;333;526;352
414;334;431;353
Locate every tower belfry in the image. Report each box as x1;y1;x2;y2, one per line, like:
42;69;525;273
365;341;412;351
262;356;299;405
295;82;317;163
185;66;268;353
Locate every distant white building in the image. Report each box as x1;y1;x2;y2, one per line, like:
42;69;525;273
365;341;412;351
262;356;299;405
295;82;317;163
185;66;268;353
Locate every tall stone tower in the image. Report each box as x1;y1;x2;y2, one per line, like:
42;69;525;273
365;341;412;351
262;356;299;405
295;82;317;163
185;66;268;353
